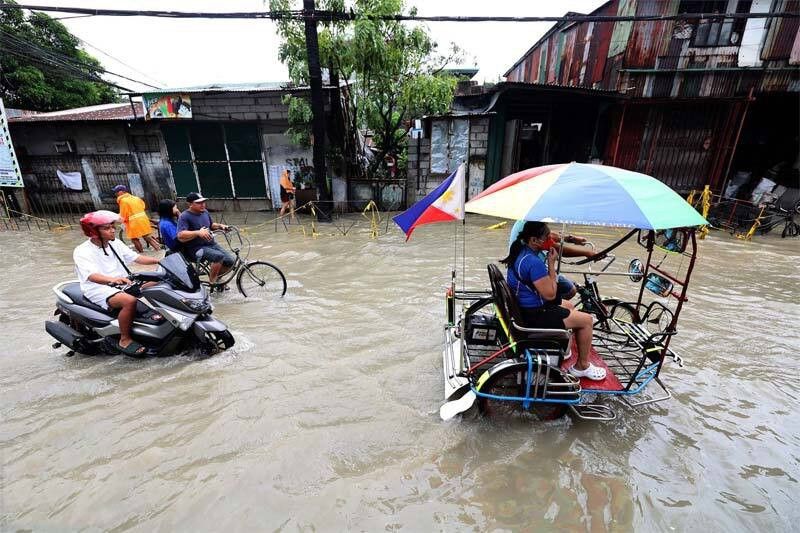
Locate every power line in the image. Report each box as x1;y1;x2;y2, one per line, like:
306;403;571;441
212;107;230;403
1;46;134;91
76;36;166;87
0;4;798;22
0;28;160;89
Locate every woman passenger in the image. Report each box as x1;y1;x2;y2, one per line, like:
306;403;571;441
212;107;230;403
501;221;606;381
157;199;181;253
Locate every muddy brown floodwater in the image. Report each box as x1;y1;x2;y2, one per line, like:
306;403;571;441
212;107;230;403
1;216;799;531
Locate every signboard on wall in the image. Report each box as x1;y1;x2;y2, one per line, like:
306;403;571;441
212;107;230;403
0;98;23;187
143;93;192;119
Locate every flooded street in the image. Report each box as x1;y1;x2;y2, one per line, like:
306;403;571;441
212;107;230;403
1;217;799;531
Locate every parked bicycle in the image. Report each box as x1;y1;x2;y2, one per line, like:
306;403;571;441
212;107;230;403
193;226;287;297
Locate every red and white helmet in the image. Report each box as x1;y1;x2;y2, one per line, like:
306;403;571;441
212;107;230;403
79;210;120;237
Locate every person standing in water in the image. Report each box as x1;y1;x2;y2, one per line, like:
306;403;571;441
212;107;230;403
279;169;297;223
113;185;160;253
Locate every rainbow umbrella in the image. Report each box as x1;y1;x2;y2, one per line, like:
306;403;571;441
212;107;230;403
466;163;707;229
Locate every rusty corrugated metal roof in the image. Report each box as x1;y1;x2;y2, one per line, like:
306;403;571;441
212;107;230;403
9;102;145;122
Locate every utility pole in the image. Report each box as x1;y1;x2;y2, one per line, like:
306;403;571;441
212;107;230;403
303;0;332;221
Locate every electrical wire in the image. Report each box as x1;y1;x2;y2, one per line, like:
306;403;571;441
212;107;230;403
0;28;159;89
1;44;134;91
76;36;166;87
0;4;797;23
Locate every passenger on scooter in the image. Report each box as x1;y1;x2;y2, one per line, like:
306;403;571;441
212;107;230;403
508;219;596;301
157;199;181;253
501;221;606;381
74;210;160;356
176;193;233;284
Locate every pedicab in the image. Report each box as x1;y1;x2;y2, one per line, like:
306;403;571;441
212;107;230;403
436;163;707;422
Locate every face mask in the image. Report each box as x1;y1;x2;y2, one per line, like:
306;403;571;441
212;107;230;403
539;237;556;251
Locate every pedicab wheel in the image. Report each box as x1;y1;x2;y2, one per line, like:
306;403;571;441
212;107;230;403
585;299;638;333
236;261;287;297
603;299;638;327
477;362;568;421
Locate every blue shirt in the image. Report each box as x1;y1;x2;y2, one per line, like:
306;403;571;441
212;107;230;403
507;247;549;308
177;209;214;256
159;219;179;251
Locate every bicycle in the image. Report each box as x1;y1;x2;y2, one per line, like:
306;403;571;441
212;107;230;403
192;226;287;298
732;200;800;238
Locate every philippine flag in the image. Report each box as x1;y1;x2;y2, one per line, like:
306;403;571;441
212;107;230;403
393;164;465;240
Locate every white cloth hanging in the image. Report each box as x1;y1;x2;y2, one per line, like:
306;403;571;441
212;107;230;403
57;170;82;190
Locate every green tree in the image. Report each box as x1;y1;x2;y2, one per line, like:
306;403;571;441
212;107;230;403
0;0;119;111
270;0;460;177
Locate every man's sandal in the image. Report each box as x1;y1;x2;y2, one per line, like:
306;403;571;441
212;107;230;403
117;340;147;357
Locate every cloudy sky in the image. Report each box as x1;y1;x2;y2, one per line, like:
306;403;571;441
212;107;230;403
39;0;608;91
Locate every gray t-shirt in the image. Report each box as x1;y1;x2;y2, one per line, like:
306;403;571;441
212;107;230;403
177;209;214;256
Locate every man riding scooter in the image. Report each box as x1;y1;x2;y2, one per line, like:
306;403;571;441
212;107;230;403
73;210;160;356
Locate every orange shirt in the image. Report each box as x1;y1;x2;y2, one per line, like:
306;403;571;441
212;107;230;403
280;171;295;192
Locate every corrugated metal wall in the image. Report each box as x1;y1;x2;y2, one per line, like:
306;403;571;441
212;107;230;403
504;0;799;96
607;100;744;191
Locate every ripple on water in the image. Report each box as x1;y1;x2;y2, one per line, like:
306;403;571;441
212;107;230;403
1;223;799;530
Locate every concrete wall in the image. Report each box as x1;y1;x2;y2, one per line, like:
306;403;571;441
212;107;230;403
468;118;490;199
10;121;173;212
406;116;490;205
10;122;130;156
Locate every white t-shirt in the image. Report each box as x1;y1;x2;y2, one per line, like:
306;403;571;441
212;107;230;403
73;239;138;307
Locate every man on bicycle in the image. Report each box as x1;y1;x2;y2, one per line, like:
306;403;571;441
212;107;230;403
177;192;234;284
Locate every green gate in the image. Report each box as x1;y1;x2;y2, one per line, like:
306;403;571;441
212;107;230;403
160;122;267;198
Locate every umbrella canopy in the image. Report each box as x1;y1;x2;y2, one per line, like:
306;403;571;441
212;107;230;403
466;163;708;230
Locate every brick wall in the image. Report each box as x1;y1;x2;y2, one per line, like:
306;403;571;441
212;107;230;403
190;93;288;122
190;91;331;123
406;136;432;203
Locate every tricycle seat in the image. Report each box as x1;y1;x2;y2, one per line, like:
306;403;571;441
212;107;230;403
487;263;571;353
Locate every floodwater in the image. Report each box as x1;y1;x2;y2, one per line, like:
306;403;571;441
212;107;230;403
1;216;799;531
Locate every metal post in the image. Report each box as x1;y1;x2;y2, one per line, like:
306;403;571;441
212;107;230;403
612;102;627;166
221;124;237;200
186;130;202;195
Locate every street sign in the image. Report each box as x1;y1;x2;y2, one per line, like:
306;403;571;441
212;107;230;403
0;98;23;188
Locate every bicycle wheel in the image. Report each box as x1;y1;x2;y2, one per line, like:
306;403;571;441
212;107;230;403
236;261;287;297
477;361;570;421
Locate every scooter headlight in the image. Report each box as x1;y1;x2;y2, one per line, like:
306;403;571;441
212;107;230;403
181;298;210;313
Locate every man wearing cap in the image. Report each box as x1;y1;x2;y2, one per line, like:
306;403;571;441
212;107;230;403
113;184;160;253
177;193;234;284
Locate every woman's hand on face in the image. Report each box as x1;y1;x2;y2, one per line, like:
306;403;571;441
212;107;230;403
547;250;558;271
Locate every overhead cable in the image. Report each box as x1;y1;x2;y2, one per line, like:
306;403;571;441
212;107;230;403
0;4;798;22
0;28;160;89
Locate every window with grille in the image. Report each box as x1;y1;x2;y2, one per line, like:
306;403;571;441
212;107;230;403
679;0;752;47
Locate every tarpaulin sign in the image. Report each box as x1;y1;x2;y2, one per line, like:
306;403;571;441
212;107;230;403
143;93;192;119
0;98;23;188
